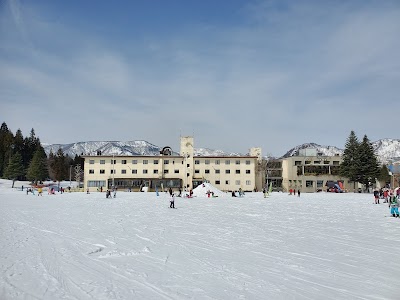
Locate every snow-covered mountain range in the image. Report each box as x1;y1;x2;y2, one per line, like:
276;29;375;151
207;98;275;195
43;139;400;164
281;139;400;164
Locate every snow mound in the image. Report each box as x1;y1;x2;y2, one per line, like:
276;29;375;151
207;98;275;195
192;182;226;198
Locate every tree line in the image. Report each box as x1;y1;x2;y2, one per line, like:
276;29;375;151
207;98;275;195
0;122;83;187
339;130;391;190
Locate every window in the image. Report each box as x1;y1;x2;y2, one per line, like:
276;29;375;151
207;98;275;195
164;170;169;174
153;160;159;164
153;170;158;174
89;160;95;164
215;180;220;185
132;160;138;164
122;160;127;164
164;160;169;165
215;169;220;174
89;169;94;174
143;160;148;165
225;180;229;185
143;169;148;174
195;160;200;165
88;180;106;187
317;180;323;188
295;161;301;166
306;180;313;187
121;169;126;174
246;180;251;185
205;160;210;165
225;160;230;165
174;170;179;174
100;169;105;174
225;170;230;174
246;170;250;174
235;180;240;185
246;160;251;165
205;169;210;174
215;160;220;165
314;161;320;164
235;170;240;174
195;170;200;174
132;170;137;174
333;161;340;165
100;160;105;164
111;159;116;164
235;160;240;165
111;170;115;174
305;160;311;165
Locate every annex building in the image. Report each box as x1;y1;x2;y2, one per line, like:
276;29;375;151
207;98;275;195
83;136;263;193
281;149;345;193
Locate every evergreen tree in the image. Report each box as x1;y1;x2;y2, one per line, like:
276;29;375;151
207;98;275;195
14;129;25;155
358;135;380;189
47;150;55;180
4;152;25;188
52;148;68;184
0;122;14;177
23;128;40;172
339;131;361;185
378;164;391;185
26;146;49;184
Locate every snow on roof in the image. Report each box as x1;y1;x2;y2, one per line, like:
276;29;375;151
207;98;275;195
192;182;226;198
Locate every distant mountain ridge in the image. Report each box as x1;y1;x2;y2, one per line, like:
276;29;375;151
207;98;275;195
282;139;400;164
43;141;176;157
43;138;400;164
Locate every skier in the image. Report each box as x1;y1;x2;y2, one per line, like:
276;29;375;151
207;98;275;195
297;189;301;197
373;189;380;204
263;187;267;198
389;193;399;217
170;193;175;208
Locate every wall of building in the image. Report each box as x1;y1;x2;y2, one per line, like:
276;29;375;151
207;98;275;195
83;137;261;192
281;155;347;193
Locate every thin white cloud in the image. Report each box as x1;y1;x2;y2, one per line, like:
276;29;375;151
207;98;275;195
1;0;399;156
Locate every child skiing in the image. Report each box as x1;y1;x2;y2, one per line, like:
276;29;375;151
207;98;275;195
389;193;399;217
170;193;175;208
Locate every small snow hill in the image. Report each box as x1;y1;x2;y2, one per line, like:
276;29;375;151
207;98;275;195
192;182;226;198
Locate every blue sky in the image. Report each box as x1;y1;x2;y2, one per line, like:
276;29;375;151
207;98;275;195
1;0;399;157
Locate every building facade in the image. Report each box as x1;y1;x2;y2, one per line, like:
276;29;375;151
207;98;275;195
83;136;262;193
281;149;347;193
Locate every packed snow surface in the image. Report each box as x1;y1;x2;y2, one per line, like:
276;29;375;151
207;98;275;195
1;180;399;300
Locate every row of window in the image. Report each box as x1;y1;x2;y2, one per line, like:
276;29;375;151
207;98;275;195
87;180;252;188
88;169;252;175
289;180;330;188
214;180;252;185
294;160;340;166
89;159;252;165
195;169;251;174
195;160;252;165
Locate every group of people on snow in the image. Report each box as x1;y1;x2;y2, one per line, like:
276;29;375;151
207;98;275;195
374;188;400;217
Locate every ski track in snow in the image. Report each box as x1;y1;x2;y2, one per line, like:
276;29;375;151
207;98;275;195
1;184;400;299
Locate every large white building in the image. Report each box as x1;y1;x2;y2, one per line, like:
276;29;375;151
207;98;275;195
83;136;263;193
